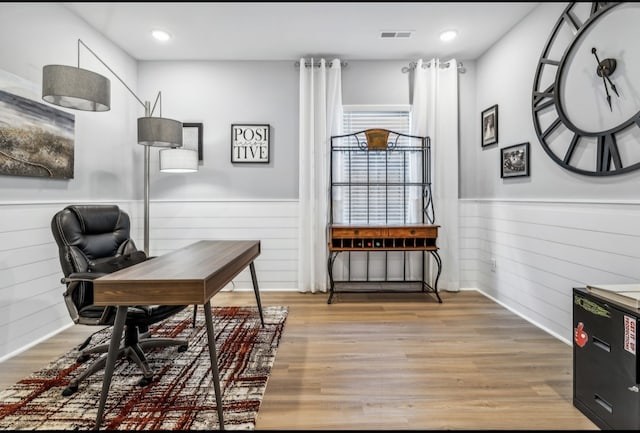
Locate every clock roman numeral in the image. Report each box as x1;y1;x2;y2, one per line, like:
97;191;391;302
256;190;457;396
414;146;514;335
533;84;555;112
540;58;560;67
563;10;582;31
590;2;609;17
541;117;562;140
597;134;622;173
563;133;581;165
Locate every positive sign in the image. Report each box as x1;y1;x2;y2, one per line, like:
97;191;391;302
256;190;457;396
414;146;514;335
231;124;270;163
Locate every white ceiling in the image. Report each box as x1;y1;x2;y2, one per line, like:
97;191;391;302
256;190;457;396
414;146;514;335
64;2;539;62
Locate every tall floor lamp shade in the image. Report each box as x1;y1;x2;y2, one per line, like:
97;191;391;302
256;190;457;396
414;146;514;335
159;148;199;173
42;65;110;111
42;39;186;254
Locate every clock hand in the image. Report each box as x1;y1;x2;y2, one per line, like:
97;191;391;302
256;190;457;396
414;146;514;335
591;47;619;97
592;48;613;111
602;74;612;111
606;75;619;97
596;54;620;97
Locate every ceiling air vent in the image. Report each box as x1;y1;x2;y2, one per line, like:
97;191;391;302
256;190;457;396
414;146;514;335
380;31;413;39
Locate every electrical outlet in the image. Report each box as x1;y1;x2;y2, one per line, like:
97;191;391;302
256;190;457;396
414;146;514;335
490;257;496;272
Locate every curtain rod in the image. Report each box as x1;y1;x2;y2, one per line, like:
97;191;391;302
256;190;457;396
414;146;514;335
293;59;464;72
401;61;465;73
294;60;349;68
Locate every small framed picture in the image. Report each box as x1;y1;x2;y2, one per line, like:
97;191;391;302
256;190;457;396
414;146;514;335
481;104;498;147
501;142;530;178
183;123;203;161
231;124;270;163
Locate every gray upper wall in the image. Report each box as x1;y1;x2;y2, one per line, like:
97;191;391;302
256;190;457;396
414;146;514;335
136;59;472;200
0;3;141;202
2;2;637;204
463;2;640;200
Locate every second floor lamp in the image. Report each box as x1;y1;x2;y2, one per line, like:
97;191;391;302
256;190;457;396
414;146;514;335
42;39;197;254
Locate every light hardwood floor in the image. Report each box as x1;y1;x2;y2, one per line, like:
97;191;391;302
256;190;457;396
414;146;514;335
0;289;598;430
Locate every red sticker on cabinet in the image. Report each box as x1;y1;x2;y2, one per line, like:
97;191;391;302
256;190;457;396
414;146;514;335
624;315;636;355
574;322;588;348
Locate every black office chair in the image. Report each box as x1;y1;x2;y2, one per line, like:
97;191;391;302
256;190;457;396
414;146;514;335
51;204;189;396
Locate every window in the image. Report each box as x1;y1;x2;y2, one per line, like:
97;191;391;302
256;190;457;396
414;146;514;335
333;105;422;225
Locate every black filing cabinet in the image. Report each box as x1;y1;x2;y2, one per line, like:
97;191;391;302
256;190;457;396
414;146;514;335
573;287;640;430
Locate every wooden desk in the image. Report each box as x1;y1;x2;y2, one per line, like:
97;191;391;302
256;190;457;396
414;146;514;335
92;240;264;430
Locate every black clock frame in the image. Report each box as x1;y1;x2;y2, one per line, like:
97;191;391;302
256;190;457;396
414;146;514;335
532;2;640;176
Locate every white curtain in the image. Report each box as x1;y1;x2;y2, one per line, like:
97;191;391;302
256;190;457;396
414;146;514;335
411;58;460;292
298;58;343;293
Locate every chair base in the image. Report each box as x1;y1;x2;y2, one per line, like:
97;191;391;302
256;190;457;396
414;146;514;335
63;331;187;396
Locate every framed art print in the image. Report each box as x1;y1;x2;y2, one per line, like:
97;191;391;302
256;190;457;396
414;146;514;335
481;104;498;147
501;142;530;178
0;69;75;179
231;124;270;163
183;123;203;161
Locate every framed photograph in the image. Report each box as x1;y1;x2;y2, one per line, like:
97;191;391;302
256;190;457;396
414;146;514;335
481;104;498;147
231;124;270;163
501;142;530;178
183;123;203;161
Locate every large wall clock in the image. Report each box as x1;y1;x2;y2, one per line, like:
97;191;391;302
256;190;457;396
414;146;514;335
532;2;640;176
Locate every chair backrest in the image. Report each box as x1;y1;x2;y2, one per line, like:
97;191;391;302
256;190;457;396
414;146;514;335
51;204;139;310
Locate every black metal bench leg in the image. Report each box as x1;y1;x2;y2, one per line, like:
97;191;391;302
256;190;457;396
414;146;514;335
429;250;443;303
327;252;338;304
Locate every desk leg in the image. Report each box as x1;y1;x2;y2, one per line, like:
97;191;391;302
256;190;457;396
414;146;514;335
249;262;264;327
204;301;225;430
192;304;198;327
95;306;127;430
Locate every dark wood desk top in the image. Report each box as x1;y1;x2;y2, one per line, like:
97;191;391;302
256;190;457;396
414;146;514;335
93;240;260;306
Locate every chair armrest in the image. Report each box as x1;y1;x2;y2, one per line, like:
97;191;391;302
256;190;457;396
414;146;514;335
62;272;113;325
62;272;106;284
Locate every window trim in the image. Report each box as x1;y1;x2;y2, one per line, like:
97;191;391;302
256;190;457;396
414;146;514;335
343;104;411;113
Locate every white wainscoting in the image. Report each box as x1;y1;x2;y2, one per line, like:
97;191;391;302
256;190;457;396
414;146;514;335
5;197;636;359
459;199;640;344
0;199;298;362
143;200;299;291
0;200;139;361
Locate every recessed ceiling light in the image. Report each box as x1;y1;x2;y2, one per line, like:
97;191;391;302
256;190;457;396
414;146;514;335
152;29;172;42
439;30;457;42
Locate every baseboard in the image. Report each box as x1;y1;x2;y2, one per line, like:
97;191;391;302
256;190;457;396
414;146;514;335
0;322;74;363
471;288;571;346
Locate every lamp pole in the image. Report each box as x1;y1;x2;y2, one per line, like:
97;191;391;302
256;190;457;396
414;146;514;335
143;102;151;255
42;39;184;256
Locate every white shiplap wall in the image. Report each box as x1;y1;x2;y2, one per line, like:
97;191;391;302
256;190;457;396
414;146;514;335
0;199;298;361
459;199;640;344
5;197;639;358
144;200;298;290
0;200;139;361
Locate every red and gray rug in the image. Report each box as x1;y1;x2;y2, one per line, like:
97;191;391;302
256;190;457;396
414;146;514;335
0;305;287;430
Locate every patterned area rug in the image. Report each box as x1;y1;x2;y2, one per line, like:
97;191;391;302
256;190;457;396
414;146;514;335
0;305;287;430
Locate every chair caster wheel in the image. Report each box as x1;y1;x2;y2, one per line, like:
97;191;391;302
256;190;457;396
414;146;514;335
138;376;153;387
76;354;89;363
62;386;78;396
178;344;188;352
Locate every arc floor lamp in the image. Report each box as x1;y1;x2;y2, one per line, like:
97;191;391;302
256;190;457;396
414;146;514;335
42;39;197;254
